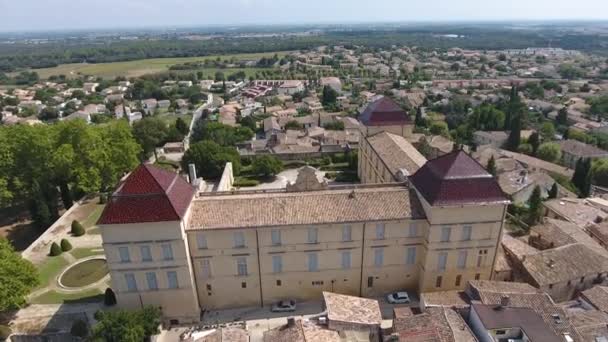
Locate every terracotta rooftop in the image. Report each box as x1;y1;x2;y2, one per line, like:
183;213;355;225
359;96;411;126
263;319;340;342
98;164;196;225
467;280;539;296
530;218;608;256
410;150;508;206
543;198;608;227
558;139;608;158
323;291;382;326
522;243;608;287
581;286;608;313
188;185;425;230
191;327;248;342
419;290;471;308
391;306;476;342
569;310;608;341
502;234;539;261
471;303;560;342
366;131;427;178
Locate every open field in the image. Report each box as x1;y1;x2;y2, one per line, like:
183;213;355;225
29;51;290;79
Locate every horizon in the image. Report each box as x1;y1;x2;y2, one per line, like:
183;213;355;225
0;0;607;33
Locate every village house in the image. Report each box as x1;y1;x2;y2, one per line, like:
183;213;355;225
557;139;608;169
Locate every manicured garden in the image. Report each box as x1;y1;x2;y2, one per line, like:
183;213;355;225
60;258;108;288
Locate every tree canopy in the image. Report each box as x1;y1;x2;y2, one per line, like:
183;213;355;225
181;141;241;179
0;238;39;312
251;155;283;177
91;306;161;342
191;121;253;147
0;120;140;229
536;142;562;163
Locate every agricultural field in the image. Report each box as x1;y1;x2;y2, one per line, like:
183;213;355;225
29;51;291;79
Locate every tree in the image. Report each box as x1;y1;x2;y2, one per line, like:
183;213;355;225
415;107;424;127
548;182;558;199
468;104;505;131
518;143;533;155
592;158;608;187
181;141;241;179
506;86;524;150
104;287;117;306
323;121;345;131
536;143;561;162
0;238;39;311
132;117;169;159
50;242;62;256
556;107;569;126
251;155;283;177
91;306;161;341
71;220;85;236
429;121;449;136
60;238;72;252
582;158;592;197
539;122;555;141
191;121;253;146
285;120;301;130
70;319;89;338
321;85;338;107
528;132;540;155
174;117;189;135
527;185;543;224
486;155;497;176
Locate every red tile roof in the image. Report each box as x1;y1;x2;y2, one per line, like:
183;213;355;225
359;96;412;126
410;150;507;206
98;164;196;225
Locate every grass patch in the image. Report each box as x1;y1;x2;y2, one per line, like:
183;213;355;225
29;51;291;79
60;259;108;288
36;256;69;289
29;289;104;305
82;205;105;229
69;247;105;260
87;227;101;235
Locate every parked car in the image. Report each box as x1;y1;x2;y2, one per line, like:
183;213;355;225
271;300;296;312
387;291;411;304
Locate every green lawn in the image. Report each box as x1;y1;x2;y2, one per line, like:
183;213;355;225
29;289;104;305
35;256;69;289
87;227;101;235
29;51;291;79
60;259;108;288
69;247;105;260
82;204;105;229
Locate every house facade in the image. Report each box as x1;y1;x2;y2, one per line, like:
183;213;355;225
99;150;508;324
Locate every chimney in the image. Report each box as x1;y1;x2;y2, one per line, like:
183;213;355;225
287;317;295;327
500;295;510;307
188;164;197;185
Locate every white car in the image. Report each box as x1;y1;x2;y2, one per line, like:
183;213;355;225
387;291;411;304
271;300;296;312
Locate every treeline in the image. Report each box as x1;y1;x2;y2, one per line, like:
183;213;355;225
0;29;606;72
0;120;141;229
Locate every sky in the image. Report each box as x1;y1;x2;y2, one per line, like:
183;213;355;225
0;0;607;32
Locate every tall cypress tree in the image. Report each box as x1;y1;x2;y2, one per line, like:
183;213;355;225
487;155;497;176
506;86;522;151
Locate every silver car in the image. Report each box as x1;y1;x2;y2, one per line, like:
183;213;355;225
387;291;411;304
271;300;296;312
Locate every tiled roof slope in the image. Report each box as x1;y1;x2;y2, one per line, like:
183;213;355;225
410;150;508;206
366;131;427;177
98;164;196;224
359;96;411;126
189;185;425;230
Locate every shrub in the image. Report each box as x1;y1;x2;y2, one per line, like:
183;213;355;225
70;319;89;338
234;178;260;187
0;325;12;339
49;242;62;256
60;239;72;252
104;288;117;306
71;220;85;236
